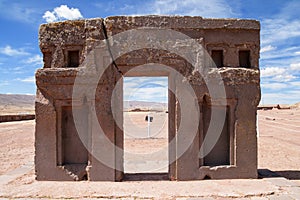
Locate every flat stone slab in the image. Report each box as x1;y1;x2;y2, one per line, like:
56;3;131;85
0;173;281;199
1;166;297;200
3;176;300;199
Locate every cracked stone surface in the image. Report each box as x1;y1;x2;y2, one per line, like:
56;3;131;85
36;16;261;181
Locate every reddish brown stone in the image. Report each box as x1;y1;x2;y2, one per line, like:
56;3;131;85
35;16;260;181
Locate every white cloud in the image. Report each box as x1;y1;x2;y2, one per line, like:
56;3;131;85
290;81;300;87
261;83;288;90
0;45;29;56
0;2;38;24
260;2;300;46
93;0;236;18
24;54;43;66
260;67;297;82
12;66;23;71
279;1;300;21
261;92;300;105
0;81;9;86
18;76;35;83
43;5;83;23
138;0;235;18
125;87;167;102
290;63;300;71
260;67;286;77
11;66;26;74
272;74;296;82
260;46;300;65
258;1;300;105
124;77;168;103
43;11;56;23
261;18;300;45
260;45;276;53
120;4;135;12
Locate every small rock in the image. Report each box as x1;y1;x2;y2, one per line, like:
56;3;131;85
265;117;275;121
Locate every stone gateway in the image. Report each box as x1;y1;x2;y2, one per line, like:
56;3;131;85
35;16;261;181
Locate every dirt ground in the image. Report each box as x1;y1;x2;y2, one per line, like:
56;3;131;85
0;108;299;199
124;111;168;173
257;108;300;185
0;105;34;115
0;120;34;174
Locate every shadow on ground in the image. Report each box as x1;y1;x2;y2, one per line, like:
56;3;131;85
258;169;300;180
123;173;169;181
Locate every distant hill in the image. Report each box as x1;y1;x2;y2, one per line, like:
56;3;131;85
124;100;167;111
291;102;300;109
0;94;35;114
0;94;167;114
0;94;35;107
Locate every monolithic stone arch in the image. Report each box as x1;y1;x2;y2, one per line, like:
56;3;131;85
35;16;260;181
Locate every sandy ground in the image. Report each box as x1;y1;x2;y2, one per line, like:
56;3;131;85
0;105;34;115
0;120;34;174
0;109;299;199
257;108;300;186
124;111;168;173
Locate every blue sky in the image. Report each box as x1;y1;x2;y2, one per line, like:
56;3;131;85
124;77;168;103
0;0;299;104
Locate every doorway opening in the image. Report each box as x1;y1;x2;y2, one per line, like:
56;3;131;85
123;76;169;180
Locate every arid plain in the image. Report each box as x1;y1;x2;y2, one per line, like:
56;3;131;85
0;95;299;199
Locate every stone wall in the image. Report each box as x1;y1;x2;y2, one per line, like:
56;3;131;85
0;114;35;123
35;16;260;181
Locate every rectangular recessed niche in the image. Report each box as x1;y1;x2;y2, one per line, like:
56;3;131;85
68;50;80;68
43;51;52;68
61;106;88;165
239;50;251;68
211;50;223;68
202;105;230;166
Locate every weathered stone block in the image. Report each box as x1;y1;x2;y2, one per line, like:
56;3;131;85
35;16;260;181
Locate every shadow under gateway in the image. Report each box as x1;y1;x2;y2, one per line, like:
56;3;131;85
258;169;300;180
124;170;300;181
